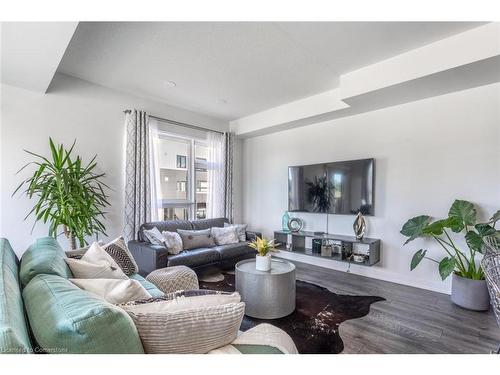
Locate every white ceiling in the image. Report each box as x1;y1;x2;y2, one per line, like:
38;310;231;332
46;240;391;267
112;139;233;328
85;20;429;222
58;22;484;120
1;22;77;92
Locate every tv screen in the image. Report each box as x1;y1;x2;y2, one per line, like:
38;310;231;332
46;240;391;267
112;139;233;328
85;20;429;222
288;158;374;215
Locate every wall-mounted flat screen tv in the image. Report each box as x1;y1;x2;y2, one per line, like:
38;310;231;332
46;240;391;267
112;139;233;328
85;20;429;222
288;158;374;215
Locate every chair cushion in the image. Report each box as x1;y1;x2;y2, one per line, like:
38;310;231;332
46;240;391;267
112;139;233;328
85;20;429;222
23;274;144;353
130;273;164;298
167;248;221;267
138;220;193;242
0;239;32;354
19;237;73;287
191;218;228;230
214;242;254;261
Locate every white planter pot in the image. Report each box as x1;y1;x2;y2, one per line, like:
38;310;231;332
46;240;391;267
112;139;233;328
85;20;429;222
255;254;271;271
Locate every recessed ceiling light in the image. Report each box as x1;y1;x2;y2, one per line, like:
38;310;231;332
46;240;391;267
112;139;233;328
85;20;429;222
165;80;177;87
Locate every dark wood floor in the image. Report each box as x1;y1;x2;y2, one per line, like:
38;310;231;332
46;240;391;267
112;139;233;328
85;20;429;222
291;260;500;354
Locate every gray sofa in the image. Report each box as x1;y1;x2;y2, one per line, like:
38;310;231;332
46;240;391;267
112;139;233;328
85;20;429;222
128;218;261;276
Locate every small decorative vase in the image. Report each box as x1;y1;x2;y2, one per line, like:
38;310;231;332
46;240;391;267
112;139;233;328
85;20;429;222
353;212;366;240
256;254;271;271
282;211;290;231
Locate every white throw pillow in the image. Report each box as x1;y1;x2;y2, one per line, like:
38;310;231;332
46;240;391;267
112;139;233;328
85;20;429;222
143;227;164;245
211;226;239;246
224;223;248;242
64;242;128;279
161;231;183;255
70;278;151;304
122;292;241;314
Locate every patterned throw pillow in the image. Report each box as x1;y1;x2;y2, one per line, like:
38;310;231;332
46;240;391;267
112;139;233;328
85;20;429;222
103;237;139;276
161;231;183;255
142;227;164;245
223;223;248;242
177;229;216;250
211;226;239;246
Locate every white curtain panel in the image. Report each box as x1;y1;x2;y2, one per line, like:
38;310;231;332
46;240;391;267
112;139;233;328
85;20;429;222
149;119;162;222
206;132;225;219
124;110;153;241
224;132;234;223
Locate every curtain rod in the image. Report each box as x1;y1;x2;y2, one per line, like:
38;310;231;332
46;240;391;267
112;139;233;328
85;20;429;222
123;110;224;135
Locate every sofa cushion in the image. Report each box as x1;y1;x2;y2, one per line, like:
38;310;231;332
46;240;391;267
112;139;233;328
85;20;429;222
19;237;73;287
138;220;193;242
23;274;144;353
177;229;216;250
191;218;228;230
130;273;164;298
167;248;221;267
0;239;32;354
214;242;254;261
124;299;245;353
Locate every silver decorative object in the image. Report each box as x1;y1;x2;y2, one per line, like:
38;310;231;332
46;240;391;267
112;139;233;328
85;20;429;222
288;217;303;232
353;212;366;240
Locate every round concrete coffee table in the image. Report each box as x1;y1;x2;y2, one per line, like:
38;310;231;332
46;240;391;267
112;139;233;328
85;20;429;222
235;258;296;319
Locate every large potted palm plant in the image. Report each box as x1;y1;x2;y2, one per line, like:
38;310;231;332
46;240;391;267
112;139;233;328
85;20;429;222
401;199;499;311
14;138;110;249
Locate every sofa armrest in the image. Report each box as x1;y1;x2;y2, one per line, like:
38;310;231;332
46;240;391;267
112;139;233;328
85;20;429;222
128;241;169;277
245;231;262;241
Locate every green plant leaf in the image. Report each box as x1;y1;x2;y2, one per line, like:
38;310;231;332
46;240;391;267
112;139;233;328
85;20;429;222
438;257;456;280
489;210;500;226
448;199;476;228
465;230;483;253
422;218;462;235
475;223;496;237
410;249;427;270
400;215;431;244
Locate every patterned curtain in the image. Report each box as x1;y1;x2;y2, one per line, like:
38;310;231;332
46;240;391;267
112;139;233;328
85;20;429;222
124;110;151;241
224;132;234;223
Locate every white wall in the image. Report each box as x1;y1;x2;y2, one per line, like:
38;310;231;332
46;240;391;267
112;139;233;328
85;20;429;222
0;73;228;255
241;83;500;294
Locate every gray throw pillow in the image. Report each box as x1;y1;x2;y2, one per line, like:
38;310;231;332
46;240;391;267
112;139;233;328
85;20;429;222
177;229;216;250
224;223;248;242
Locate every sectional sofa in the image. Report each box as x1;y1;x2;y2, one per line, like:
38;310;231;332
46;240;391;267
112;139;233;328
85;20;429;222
0;237;295;354
128;217;260;276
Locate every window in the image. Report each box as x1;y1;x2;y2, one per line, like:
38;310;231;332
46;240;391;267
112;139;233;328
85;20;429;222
153;134;209;221
176;155;187;169
177;181;187;192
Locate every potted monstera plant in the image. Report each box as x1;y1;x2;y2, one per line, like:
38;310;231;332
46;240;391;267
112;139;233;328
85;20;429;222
400;199;499;311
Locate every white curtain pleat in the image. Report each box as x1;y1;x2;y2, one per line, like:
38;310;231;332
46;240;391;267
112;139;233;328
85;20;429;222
206;132;225;219
149;119;162;222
